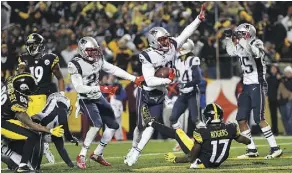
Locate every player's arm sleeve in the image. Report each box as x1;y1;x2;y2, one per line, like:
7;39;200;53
102;60;136;81
248;39;265;58
68;62;99;94
193;130;203;144
174;17;202;48
184;57;202;87
51;136;74;167
140;54;171;87
225;38;237;57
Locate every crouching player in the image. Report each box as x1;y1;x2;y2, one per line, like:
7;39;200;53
2;92;78;170
143;103;251;168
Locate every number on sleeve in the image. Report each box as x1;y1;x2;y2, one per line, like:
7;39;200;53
1;86;7;105
210;139;230;163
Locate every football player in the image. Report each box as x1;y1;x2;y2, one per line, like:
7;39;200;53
171;39;202;151
2;92;78;169
1;73;64;172
144;103;251;169
68;36;143;168
17;33;65;163
224;23;282;159
124;3;206;166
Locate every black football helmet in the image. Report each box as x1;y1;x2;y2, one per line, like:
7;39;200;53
8;73;38;95
203;103;224;124
25;33;45;56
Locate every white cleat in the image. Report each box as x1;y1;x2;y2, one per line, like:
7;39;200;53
126;148;141;166
265;147;283;159
124;148;134;165
44;143;55;164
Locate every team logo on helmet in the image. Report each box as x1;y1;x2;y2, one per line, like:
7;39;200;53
150;30;158;37
20;83;29;91
80;39;87;45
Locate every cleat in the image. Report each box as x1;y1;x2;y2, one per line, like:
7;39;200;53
265;146;283;159
43;143;55;164
90;153;111;166
15;165;34;173
76;155;86;169
173;142;181;152
124;148;135;165
126;148;141;166
237;149;259;159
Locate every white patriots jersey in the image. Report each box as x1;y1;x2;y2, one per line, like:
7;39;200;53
175;56;200;93
235;44;266;85
139;41;176;92
68;57;103;99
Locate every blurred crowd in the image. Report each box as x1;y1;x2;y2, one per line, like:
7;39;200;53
2;1;292;79
1;1;292;136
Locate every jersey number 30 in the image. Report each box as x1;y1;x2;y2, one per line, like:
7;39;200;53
210;139;230;163
29;66;44;82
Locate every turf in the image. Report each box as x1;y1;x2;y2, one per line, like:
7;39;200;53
2;137;292;173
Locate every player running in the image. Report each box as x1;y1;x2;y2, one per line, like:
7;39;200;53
124;3;206;166
17;33;65;163
224;23;282;159
171;39;202;151
144;103;251;169
68;36;143;168
1;73;64;172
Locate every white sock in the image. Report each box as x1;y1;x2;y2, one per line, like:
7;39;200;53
241;129;257;149
79;127;100;156
132;126;142;148
261;126;277;148
172;121;182;129
1;145;21;165
94;127;116;155
136;126;154;151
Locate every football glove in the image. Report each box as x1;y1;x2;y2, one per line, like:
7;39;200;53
50;125;64;137
168;68;176;81
165;153;177;163
134;76;144;87
198;3;207;21
223;29;233;38
100;86;118;95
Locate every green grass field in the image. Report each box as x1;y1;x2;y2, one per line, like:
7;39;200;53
2;137;292;173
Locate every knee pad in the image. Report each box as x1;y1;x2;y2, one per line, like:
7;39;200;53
107;121;119;130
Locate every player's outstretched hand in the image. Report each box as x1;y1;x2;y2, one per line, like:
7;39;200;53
168;68;176;81
100;86;118;95
134;76;145;87
165;153;177;163
223;29;233;38
198;2;207;21
50;125;64;137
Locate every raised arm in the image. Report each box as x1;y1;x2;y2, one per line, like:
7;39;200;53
174;3;206;48
102;60;136;82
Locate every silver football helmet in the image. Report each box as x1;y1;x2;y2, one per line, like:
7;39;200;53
234;23;256;40
147;27;171;52
78;37;103;62
178;39;195;56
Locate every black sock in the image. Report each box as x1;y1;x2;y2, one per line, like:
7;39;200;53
151;121;176;138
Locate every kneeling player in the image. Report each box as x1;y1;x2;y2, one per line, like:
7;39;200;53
1;73;64;172
144;103;251;168
2;92;78;169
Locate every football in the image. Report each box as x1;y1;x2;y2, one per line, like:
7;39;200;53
155;67;171;78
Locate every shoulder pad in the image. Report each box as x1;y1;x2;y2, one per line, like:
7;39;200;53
189;56;200;66
250;39;264;49
169;37;177;48
139;51;152;64
43;53;60;69
68;59;82;75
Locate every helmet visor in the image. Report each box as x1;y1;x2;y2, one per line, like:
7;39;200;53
85;47;103;61
157;36;170;49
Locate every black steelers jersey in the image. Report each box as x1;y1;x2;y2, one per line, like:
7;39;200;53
18;53;59;95
193;122;240;168
1;81;29;121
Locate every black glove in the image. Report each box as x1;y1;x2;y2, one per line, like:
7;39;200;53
69;136;79;146
223;29;233;38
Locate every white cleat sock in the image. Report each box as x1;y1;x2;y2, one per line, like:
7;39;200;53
94;127;115;155
80;127;100;156
261;126;278;148
241;129;257;149
137;126;154;151
132;127;142;148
